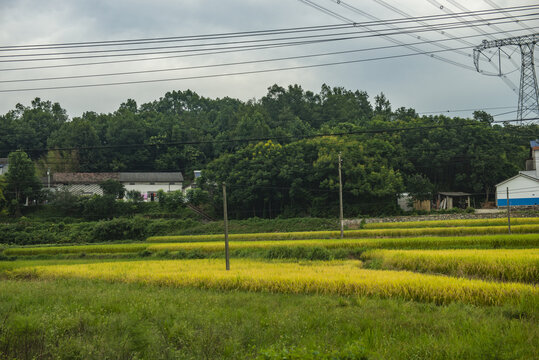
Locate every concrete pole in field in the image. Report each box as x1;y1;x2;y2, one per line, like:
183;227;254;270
338;153;344;239
223;183;230;270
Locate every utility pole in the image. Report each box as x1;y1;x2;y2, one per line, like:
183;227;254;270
338;153;344;239
506;187;511;234
473;34;539;124
222;183;230;270
47;168;51;189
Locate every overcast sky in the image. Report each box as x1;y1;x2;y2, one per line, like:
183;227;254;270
0;0;537;120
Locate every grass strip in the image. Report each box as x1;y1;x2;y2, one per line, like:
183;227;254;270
362;249;539;284
7;259;538;306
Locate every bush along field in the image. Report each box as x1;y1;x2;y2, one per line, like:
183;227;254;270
0;217;538;359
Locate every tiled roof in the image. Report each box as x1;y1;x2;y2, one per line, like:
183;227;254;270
52;173;119;184
51;172;183;184
120;172;184;182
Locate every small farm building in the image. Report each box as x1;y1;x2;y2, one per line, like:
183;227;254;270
495;140;539;207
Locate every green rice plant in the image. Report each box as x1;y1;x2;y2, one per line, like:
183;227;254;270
364;217;539;229
147;225;539;243
361;249;539;284
7;259;538;306
3;243;148;256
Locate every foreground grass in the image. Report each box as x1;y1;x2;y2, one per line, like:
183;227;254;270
6;259;537;306
362;249;539;284
147;224;539;242
0;278;537;359
5;234;539;257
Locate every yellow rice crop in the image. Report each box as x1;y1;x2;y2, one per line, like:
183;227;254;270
7;259;537;306
147;225;539;242
4;234;539;256
364;217;539;229
362;249;539;284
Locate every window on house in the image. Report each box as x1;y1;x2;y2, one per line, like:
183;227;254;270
169;182;175;185
129;182;135;185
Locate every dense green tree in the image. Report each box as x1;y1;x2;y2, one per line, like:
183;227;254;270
99;179;126;199
0;175;7;215
1;85;537;217
407;174;434;202
5;151;42;216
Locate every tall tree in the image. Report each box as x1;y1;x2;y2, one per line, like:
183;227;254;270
5;151;42;216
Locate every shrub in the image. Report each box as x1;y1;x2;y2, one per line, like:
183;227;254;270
92;217;149;241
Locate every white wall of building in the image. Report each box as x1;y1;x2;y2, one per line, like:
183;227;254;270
496;175;539;206
56;182;182;200
123;182;182;194
60;184;103;196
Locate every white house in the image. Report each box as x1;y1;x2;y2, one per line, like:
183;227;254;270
50;172;183;200
495;140;539;207
0;158;8;176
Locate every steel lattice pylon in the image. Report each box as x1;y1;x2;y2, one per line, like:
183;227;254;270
473;34;539;124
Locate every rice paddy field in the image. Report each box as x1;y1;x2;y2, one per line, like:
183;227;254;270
1;217;538;359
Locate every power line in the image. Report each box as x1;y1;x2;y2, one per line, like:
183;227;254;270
5;40;539;94
418;105;515;114
302;0;477;72
307;0;537;75
2;13;537;64
425;0;521;92
0;45;464;92
0;29;529;85
0;25;531;75
377;0;520;92
7;5;535;51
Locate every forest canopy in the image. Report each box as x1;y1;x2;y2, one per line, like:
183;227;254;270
1;84;536;218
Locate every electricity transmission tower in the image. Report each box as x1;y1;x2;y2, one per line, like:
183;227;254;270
473;34;539;123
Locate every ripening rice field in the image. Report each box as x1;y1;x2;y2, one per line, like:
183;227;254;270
362;248;539;283
1;216;538;359
6;259;538;306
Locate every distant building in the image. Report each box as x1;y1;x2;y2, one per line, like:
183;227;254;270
49;172;183;200
437;192;471;210
397;193;431;212
0;158;8;176
495;140;539;207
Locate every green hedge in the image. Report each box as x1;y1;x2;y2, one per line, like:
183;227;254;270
0;217;199;245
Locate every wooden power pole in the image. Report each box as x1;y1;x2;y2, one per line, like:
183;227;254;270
338;153;344;239
506;187;511;234
223;183;230;270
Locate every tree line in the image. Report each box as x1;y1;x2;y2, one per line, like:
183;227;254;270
0;84;537;218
